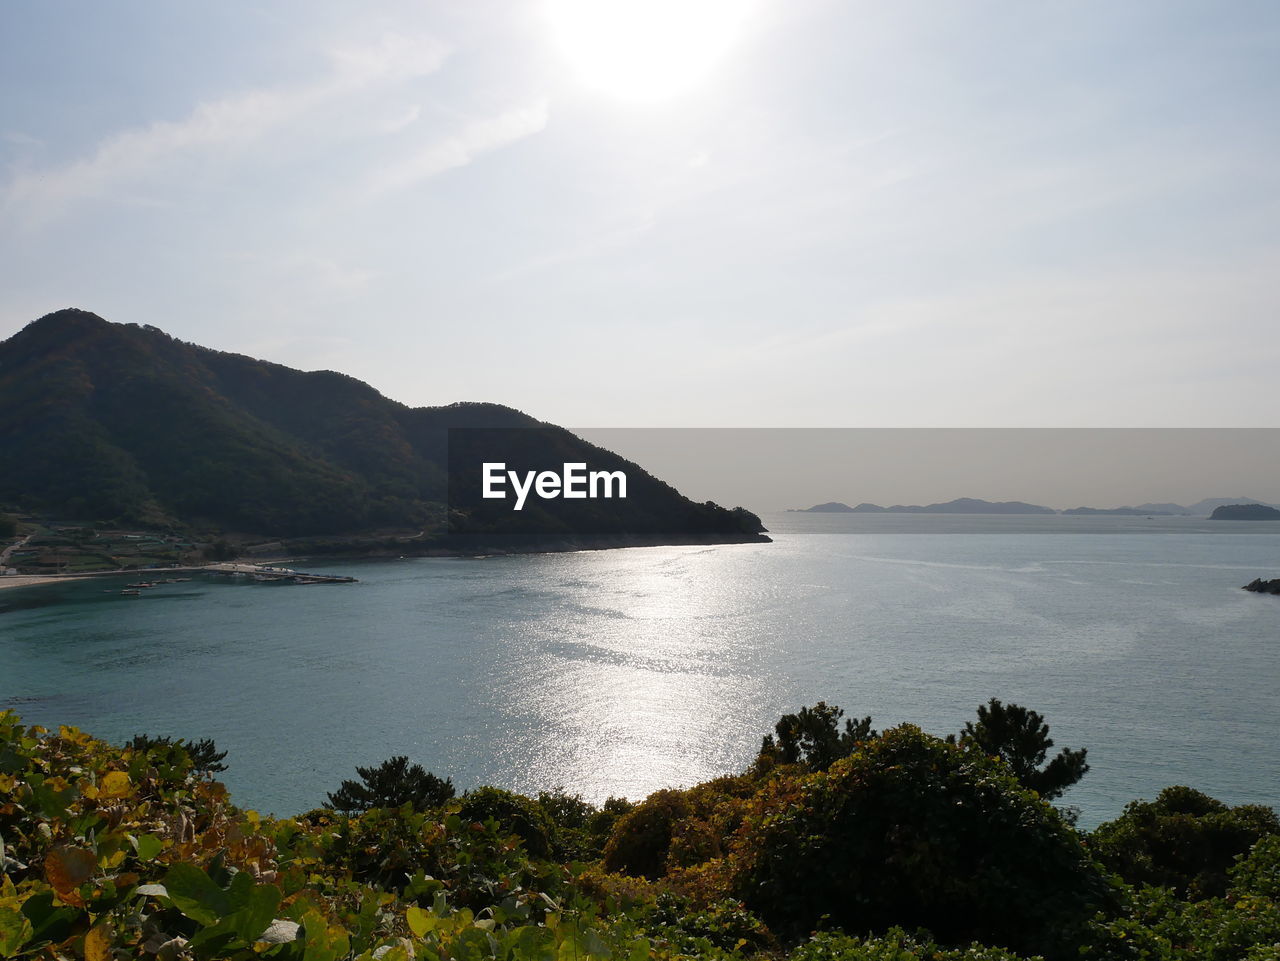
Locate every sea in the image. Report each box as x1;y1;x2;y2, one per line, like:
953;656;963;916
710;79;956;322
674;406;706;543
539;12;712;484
2;512;1278;829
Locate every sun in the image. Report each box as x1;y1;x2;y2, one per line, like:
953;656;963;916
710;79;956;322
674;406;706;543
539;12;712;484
547;0;751;103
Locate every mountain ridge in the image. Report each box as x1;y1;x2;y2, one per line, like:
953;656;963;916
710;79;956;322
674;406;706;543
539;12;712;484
0;309;766;548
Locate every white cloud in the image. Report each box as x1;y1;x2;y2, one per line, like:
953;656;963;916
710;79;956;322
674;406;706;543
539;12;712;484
0;32;450;228
363;100;550;196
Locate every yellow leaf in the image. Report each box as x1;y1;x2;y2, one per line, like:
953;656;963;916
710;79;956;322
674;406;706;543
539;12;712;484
100;771;131;799
84;922;112;961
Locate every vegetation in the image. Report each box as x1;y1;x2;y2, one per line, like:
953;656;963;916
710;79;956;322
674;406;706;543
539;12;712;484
1089;786;1280;899
1;700;1277;961
324;756;455;814
128;734;229;774
755;701;874;772
953;697;1089;800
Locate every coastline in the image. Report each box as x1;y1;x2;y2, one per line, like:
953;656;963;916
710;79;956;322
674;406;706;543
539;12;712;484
0;562;294;592
0;532;772;591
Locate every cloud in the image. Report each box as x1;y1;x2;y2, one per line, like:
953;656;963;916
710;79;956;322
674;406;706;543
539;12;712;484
362;100;550;197
0;32;450;228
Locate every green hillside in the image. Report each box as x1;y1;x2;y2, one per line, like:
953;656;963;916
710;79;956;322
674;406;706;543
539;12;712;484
0;310;765;546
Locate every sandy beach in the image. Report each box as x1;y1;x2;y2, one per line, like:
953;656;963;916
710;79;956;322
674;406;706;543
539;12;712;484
0;573;76;590
0;562;332;591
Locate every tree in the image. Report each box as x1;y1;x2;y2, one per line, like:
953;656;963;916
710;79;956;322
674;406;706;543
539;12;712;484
757;701;875;772
731;726;1115;959
324;755;454;813
1089;785;1280;899
129;734;228;773
955;698;1087;800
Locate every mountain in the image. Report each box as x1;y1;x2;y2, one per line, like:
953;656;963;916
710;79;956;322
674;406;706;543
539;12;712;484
1062;506;1173;516
830;498;1056;515
792;502;857;513
0;310;767;547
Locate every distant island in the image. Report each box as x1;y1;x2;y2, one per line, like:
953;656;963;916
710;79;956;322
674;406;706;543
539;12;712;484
791;497;1280;516
1062;507;1172;516
792;497;1055;515
0;309;768;566
1212;504;1280;520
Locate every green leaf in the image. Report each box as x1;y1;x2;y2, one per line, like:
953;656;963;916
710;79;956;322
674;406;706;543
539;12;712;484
19;892;78;946
163;862;231;926
133;834;164;861
583;928;610;959
0;906;34;956
300;908;349;961
406;906;433;938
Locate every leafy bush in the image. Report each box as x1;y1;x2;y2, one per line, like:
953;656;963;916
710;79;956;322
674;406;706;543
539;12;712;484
324;755;454;813
603;777;756;881
603;789;693;880
1085;877;1280;961
1090;786;1280;899
458;786;556;859
129;733;229;773
726;725;1116;959
790;928;1038;961
1232;834;1280;900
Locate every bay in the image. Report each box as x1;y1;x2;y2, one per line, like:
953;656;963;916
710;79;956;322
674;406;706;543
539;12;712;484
2;512;1278;828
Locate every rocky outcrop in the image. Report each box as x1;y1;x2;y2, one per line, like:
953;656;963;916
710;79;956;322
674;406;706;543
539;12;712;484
1243;578;1280;595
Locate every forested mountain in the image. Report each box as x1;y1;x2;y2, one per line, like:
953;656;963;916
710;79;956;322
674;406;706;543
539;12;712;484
0;309;765;545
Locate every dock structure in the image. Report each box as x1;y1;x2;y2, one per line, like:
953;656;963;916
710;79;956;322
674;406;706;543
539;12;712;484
206;563;357;584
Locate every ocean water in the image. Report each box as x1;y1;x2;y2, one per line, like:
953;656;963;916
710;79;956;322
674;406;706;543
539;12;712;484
2;512;1278;828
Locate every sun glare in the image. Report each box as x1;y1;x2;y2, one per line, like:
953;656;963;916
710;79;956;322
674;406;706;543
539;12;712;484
547;0;750;103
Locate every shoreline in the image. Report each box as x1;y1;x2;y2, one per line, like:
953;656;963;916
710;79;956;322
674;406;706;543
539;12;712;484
0;533;772;591
0;562;297;592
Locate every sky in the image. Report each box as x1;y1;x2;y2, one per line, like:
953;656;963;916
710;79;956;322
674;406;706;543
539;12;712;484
2;0;1279;428
575;428;1280;511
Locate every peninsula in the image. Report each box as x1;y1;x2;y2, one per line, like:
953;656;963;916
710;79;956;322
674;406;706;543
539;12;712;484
0;310;767;568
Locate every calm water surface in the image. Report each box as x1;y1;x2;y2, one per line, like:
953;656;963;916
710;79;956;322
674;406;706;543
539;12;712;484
2;513;1278;827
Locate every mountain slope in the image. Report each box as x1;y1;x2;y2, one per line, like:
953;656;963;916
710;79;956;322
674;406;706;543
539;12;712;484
0;310;765;545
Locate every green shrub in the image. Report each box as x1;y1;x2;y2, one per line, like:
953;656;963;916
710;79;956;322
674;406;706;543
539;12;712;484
458;786;556;859
727;725;1115;959
602;788;692;880
1231;835;1280;900
791;928;1038;961
603;777;756;881
1090;786;1280;899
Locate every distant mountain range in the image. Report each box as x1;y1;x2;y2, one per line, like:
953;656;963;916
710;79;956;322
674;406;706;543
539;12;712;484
0;310;767;549
792;496;1280;516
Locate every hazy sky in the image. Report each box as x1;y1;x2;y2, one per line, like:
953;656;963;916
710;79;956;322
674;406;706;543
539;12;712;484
2;1;1278;426
575;428;1280;511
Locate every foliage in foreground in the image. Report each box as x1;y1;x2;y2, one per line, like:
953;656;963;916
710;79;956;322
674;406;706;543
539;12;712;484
1;705;1278;961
